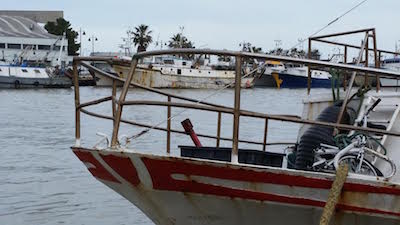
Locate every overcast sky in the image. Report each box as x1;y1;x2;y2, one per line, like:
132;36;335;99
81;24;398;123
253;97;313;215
3;0;400;57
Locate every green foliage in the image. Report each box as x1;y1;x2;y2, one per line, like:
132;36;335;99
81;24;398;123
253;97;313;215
131;24;153;52
168;33;195;49
44;18;79;56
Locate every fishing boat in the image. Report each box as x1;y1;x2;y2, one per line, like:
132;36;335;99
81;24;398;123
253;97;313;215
71;32;400;225
0;64;72;88
111;56;254;88
255;62;334;88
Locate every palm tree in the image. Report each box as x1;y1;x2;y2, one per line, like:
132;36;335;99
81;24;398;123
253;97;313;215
131;24;153;52
168;33;194;49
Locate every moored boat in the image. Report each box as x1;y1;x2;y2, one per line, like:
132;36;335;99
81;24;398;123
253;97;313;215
111;57;254;88
0;65;72;88
71;46;400;225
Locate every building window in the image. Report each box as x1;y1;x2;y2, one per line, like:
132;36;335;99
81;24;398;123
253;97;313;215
38;45;51;50
23;44;36;50
0;43;5;49
8;44;21;49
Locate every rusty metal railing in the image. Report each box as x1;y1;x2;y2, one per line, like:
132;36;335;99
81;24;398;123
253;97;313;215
72;48;400;164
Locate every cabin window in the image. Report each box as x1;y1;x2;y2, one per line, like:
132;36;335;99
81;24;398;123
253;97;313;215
53;46;61;51
208;71;210;74
182;62;187;66
170;68;173;71
164;59;174;64
189;69;192;72
23;44;36;50
177;69;181;75
0;68;2;71
34;69;41;74
8;43;21;49
0;43;5;48
21;69;28;73
38;45;51;50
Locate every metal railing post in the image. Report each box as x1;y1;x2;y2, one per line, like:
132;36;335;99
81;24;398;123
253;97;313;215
73;61;81;146
263;118;268;151
112;80;117;126
111;58;138;147
167;96;171;154
372;29;380;92
364;34;369;87
343;46;347;91
216;112;222;148
307;38;312;94
336;33;369;128
232;55;241;163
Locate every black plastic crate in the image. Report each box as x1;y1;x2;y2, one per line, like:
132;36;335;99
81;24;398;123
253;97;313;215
179;146;284;167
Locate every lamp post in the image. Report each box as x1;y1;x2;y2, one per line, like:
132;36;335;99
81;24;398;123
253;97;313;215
88;35;98;55
79;28;86;56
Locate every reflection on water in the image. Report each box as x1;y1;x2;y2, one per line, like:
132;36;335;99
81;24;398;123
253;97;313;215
0;87;331;224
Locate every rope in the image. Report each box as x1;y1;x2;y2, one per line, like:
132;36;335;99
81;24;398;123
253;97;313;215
319;163;349;225
290;0;369;50
123;62;267;143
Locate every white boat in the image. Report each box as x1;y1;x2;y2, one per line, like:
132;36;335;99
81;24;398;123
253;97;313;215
110;57;255;88
71;49;400;225
380;57;400;87
0;65;71;88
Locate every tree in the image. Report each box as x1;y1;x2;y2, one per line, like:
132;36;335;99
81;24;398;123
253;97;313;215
44;18;79;55
168;33;195;49
131;24;153;52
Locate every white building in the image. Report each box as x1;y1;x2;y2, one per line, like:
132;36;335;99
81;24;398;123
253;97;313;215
0;15;71;67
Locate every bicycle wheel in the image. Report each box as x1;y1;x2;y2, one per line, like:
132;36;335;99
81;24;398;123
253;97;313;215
338;154;380;176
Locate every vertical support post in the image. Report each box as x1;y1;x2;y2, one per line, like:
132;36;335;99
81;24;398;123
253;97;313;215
167;96;171;154
232;55;242;164
372;29;380;91
364;33;369;87
307;38;312;94
73;61;81;146
262;118;268;152
112;79;117;125
343;46;348;91
336;33;368;129
111;58;138;147
216;112;221;148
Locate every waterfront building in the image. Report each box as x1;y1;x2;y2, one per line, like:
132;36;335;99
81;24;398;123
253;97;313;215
0;11;71;67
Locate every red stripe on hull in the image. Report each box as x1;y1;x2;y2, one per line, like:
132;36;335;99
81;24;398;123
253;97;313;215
142;157;400;196
100;154;140;186
73;150;119;183
142;157;400;217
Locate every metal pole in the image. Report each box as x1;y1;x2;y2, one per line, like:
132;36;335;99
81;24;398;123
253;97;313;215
262;118;268;151
372;29;380;91
364;35;369;87
112;80;117;126
167;96;171;154
73;61;81;146
336;33;369;127
232;56;242;163
307;38;312;94
343;46;347;91
111;58;138;147
216;112;221;148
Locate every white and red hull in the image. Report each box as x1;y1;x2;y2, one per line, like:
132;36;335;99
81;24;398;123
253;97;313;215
72;147;400;225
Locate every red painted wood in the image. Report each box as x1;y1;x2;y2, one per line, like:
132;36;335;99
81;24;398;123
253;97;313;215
73;150;119;183
100;154;140;186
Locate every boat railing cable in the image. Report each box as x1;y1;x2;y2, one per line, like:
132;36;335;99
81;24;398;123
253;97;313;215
290;0;369;50
123;62;266;145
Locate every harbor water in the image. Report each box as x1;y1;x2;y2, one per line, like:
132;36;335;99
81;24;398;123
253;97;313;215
0;87;332;225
